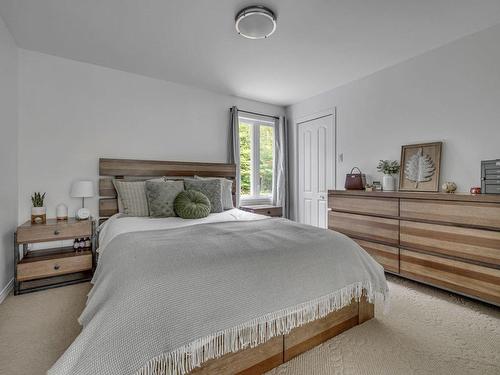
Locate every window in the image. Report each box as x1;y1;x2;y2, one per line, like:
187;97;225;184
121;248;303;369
238;114;275;203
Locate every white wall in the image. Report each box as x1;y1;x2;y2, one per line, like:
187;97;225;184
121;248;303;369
18;49;285;222
0;15;18;298
287;24;500;220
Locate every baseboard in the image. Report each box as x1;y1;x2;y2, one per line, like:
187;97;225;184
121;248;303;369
0;278;14;304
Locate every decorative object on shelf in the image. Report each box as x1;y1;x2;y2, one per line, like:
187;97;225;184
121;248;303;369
399;142;442;192
377;160;400;191
31;192;46;224
470;186;482;195
481;159;500;194
442;181;457;193
71;180;95;220
344;167;366;190
372;181;382;191
56;203;68;221
365;184;374;192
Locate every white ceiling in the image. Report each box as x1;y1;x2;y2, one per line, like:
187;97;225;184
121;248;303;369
1;1;500;106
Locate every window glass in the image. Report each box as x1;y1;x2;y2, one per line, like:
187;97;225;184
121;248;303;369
259;125;274;196
239;121;251;196
238;116;275;201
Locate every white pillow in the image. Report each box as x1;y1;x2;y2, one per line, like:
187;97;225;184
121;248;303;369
194;176;234;210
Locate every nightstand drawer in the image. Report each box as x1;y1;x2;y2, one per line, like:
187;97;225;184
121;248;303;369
17;219;92;243
240;205;282;217
17;251;92;281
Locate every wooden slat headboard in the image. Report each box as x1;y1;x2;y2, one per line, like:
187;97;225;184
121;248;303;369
99;158;237;219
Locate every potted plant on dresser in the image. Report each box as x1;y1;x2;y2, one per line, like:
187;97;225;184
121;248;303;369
377;160;400;191
31;192;46;224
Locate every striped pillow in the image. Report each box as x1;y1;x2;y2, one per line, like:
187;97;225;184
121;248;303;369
113;180;150;216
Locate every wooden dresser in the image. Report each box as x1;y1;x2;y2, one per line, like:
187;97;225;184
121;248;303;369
328;190;500;306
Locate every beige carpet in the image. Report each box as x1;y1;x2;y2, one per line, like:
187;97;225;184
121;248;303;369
0;276;498;375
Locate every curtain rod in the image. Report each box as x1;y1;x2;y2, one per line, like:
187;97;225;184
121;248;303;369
233;108;280;120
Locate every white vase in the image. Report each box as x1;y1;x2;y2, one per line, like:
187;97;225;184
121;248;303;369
382;174;395;191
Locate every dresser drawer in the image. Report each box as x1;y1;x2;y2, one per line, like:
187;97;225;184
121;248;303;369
17;219;92;243
400;199;500;230
484;185;500;194
400;221;500;266
329;195;398;217
328;211;399;245
353;239;399;273
400;249;500;305
17;251;92;281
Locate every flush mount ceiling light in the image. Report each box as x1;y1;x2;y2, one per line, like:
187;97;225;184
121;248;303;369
235;6;277;39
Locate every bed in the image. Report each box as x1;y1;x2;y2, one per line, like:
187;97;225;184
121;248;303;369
49;158;388;375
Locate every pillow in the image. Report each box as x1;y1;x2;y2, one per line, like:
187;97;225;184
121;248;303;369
184;179;223;213
113;180;149;216
114;178;165;214
174;190;211;219
194;176;233;210
145;180;184;217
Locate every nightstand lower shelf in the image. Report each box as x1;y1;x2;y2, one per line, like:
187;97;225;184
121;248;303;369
16;270;93;295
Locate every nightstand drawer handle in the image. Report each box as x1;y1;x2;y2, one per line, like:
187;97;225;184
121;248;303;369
53;264;60;270
267;211;271;215
54;230;60;235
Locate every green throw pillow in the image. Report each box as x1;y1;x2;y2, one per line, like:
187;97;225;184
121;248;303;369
174;190;211;219
184;179;223;213
145;180;184;217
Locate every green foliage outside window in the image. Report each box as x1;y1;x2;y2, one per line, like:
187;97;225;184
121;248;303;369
259;126;274;195
239;122;274;197
239;123;251;195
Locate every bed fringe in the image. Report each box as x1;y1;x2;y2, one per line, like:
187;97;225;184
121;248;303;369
135;281;387;375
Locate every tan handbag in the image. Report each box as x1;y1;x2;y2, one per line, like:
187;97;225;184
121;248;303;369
344;167;366;190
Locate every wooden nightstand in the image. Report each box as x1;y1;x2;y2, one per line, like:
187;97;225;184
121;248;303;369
14;218;95;295
240;205;283;217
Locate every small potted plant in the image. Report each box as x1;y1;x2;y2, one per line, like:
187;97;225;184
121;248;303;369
377;160;400;191
31;192;47;224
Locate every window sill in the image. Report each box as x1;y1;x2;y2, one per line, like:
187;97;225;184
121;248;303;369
240;196;272;206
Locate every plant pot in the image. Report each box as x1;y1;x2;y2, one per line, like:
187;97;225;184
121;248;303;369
31;206;47;224
382;174;395;191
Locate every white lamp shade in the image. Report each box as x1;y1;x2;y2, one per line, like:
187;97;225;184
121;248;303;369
70;181;95;198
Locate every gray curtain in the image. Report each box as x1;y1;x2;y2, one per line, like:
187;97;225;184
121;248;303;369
228;106;240;207
273;116;290;218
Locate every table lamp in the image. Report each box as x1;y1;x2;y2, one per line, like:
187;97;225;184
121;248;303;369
71;180;94;220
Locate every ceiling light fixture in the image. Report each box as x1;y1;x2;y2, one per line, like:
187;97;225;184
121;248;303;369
235;6;277;39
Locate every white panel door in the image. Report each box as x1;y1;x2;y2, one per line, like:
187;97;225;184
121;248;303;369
298;114;334;228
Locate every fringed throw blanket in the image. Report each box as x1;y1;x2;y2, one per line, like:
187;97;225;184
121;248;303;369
49;218;388;375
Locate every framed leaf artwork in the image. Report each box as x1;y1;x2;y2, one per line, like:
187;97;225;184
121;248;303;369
399;142;442;192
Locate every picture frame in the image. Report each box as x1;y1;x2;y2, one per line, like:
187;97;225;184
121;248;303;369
399;142;442;192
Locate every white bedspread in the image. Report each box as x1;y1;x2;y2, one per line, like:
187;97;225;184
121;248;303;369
50;211;388;375
98;208;268;250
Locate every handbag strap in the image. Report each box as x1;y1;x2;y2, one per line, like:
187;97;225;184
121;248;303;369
349;167;362;174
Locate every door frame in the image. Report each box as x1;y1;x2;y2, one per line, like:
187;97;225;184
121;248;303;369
295;108;336;225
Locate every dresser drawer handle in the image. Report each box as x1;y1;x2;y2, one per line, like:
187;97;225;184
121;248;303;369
53;264;60;270
54;230;60;235
267;210;271;215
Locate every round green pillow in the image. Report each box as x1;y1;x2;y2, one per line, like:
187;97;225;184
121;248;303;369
174;190;211;219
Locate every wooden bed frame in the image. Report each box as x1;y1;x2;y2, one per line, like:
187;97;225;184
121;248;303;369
98;158;375;374
98;158;237;220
